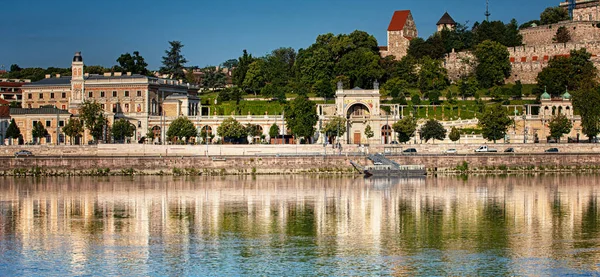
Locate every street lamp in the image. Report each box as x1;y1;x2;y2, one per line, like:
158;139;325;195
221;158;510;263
522;112;527;144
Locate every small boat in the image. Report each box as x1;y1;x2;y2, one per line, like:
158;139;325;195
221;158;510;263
350;154;426;177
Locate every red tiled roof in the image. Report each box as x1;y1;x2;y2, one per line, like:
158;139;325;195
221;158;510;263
0;82;24;87
388;10;411;31
0;106;9;118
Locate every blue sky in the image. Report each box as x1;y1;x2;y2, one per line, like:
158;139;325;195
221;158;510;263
1;0;557;70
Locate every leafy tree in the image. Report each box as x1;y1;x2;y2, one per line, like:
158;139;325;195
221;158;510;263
540;7;570;25
145;129;155;142
111;119;135;143
417;56;449;92
260;83;277;98
420;119;446;143
411;94;421;105
167;117;197;143
364;124;374;140
232;50;255;87
474;40;511;88
116;51;149;75
198;66;227;90
477;104;513;143
472;20;522;47
572;87;600;140
217;117;247;142
554;26;571;43
222;59;239;69
334;47;383;88
512;80;523;99
537;48;598;96
382;77;408;98
245;124;262;137
548;113;572;142
85;65;110;75
62;118;84;145
504;19;523;47
407;35;445;60
242;59;266;95
458;76;479;99
269;123;280;142
519;20;541;29
323;116;347;139
440;23;474;53
395;55;418;86
32;121;49;144
284;95;318;140
159;41;188;80
9;64;22;72
312;79;334;99
79;100;106;142
392;116;417;143
264;47;296;86
449;127;461;142
5;119;21;143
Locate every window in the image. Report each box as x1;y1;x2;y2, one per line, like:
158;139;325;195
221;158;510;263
137;91;142;97
100;104;105;110
27;104;32;108
28;94;32;99
59;121;65;127
46;135;51;143
46;120;51;127
137;104;142;112
61;105;66;110
88;91;93;98
32;121;37;127
124;91;129;97
62;92;66;98
124;104;129;113
112;91;117;97
112;104;117;113
39;93;44;99
50;93;54;99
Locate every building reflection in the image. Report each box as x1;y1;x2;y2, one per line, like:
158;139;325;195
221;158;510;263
0;175;599;274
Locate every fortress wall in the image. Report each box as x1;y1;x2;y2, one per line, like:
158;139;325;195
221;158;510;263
520;21;600;46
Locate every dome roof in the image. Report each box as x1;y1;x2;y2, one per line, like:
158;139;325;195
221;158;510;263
541;87;551;100
73;52;83;62
562;90;571;99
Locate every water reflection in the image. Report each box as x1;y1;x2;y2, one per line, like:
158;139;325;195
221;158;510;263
0;175;599;276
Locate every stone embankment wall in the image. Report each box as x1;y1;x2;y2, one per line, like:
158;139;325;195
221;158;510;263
520;21;600;46
2;154;600;175
2;143;600;157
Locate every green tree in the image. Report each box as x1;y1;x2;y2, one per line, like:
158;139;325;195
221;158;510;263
512;80;523;99
382;77;408;98
411;94;421;105
420;119;446;143
260;83;277;99
449;127;461;142
264;47;296;86
62;118;84;145
474;40;511;88
478;104;513;143
243;59;267;95
166;117;197;143
554;26;571;43
32;121;49;144
269;123;280;142
111;119;135;143
221;59;238;69
200;66;227;90
284;95;318;141
537;48;598;96
232;50;255;87
79;100;106;142
572;87;600;140
116;51;149;75
145;129;155;142
323;116;347;140
457;76;479;99
217;117;247;142
472;20;522;47
245;124;262;137
427;90;442;105
5;119;21;144
417;56;449;92
548;113;572;142
159;41;188;80
392;116;417;143
540;7;570;25
312;79;334;99
334;47;383;88
364;124;374;140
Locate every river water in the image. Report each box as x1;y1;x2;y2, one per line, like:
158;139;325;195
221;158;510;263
0;175;599;276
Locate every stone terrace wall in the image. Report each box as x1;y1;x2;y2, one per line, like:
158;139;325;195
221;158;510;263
520;21;600;46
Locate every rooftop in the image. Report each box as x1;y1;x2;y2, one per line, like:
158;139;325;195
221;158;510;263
10;105;71;115
437;12;456;25
387;10;411;31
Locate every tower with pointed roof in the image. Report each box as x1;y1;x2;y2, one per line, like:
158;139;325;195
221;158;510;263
69;52;85;113
379;10;417;60
436;12;457;32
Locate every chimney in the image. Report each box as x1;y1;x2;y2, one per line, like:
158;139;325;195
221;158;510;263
55;74;61;78
45;74;51;79
114;72;122;77
103;72;111;77
126;72;132;76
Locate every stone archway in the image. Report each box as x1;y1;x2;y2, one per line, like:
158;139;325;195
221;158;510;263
346;103;371;144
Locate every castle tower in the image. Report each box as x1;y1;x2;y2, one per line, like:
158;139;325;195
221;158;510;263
379;10;417;60
69;52;85;112
436;12;457;32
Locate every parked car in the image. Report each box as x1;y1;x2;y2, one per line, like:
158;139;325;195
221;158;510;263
14;150;33;157
504;148;515;153
402;148;417;154
444;149;457;154
544;148;559;153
